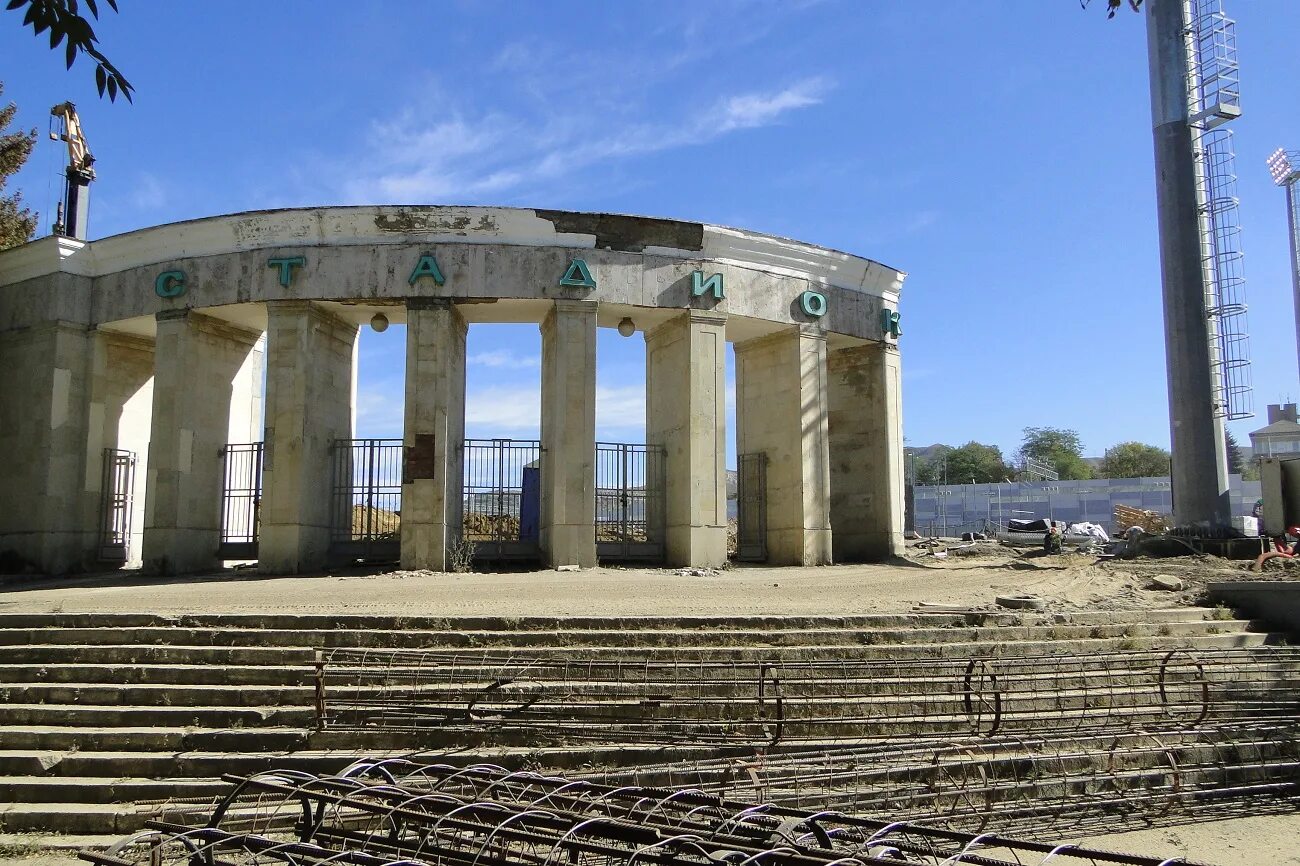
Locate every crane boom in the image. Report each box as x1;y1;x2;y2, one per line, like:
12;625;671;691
50;101;95;240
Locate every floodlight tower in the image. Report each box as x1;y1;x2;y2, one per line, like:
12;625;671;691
1267;149;1300;382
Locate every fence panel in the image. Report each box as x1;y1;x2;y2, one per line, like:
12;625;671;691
595;442;665;561
462;438;541;560
219;442;263;559
330;438;403;562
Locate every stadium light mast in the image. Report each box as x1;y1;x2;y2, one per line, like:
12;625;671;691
1267;148;1300;383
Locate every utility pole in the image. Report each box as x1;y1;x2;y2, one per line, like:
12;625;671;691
1146;0;1231;526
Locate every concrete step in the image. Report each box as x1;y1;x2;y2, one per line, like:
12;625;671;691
0;644;314;665
0;664;314;686
0;609;1223;631
0;704;314;728
0;620;1257;651
0;801;160;834
0;682;316;708
0;832;119;856
0;727;311;752
0;776;227;804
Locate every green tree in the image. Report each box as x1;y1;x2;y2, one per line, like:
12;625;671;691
910;446;950;486
0;84;37;251
1019;427;1094;480
1098;441;1171;479
943;442;1011;485
6;0;132;102
1224;429;1244;475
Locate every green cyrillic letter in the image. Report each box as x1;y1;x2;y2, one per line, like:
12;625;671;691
691;271;724;299
559;258;596;288
409;254;446;286
154;270;186;298
268;256;305;288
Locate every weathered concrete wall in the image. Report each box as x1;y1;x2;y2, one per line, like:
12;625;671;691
646;311;728;567
401;299;467;572
142;311;263;574
540;300;598;568
828;342;905;561
735;327;832;565
259;302;357;574
0;322;94;573
1208;581;1300;637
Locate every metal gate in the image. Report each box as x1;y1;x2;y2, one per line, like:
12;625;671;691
97;448;136;563
330;439;403;562
219;443;263;560
736;451;768;561
595;442;665;562
463;439;542;561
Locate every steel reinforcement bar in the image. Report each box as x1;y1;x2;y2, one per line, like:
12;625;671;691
313;646;1300;746
79;763;1213;866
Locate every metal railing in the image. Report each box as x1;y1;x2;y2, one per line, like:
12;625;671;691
97;448;136;563
330;438;402;561
736;451;767;561
595;441;665;561
219;443;263;559
462;438;541;559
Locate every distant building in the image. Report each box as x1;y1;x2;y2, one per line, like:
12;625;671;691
1249;404;1300;458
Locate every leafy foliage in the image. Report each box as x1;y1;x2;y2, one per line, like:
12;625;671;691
943;442;1012;485
1224;429;1244;476
0;83;37;251
1081;0;1143;18
6;0;132;102
1020;426;1094;480
1098;441;1171;479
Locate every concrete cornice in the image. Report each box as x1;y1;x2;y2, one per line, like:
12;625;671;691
0;206;906;298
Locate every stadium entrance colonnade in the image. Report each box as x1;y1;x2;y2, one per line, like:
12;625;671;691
0;206;906;575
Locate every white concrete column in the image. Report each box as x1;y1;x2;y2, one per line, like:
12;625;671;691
0;322;95;574
259;301;359;574
734;326;832;565
827;342;905;561
401;298;467;571
142;310;263;575
82;331;155;568
540;299;597;568
645;310;727;567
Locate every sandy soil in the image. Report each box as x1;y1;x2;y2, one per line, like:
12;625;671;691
0;544;1270;617
1082;812;1300;864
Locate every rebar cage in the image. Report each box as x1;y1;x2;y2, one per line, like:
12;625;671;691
97;447;136;563
330;438;403;562
462;439;542;560
81;761;1215;866
595;442;665;562
312;645;1300;748
219;443;263;560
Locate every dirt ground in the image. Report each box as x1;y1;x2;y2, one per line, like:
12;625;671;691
0;542;1275;616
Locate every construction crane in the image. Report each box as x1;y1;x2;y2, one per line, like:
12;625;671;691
49;101;95;240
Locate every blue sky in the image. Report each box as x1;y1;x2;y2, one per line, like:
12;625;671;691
3;1;1299;461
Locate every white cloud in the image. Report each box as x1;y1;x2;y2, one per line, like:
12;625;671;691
343;76;833;204
717;79;829;132
596;385;646;433
355;390;404;438
465;385;541;430
468;350;540;369
131;172;168;211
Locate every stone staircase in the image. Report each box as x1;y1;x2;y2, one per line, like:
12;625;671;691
0;606;1282;849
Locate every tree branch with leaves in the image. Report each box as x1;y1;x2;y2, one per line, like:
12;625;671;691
6;0;132;102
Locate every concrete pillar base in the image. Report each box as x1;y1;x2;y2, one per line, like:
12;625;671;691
735;326;832;566
259;301;359;575
540;300;597;569
142;310;263;575
400;299;467;572
646;310;728;568
828;342;905;562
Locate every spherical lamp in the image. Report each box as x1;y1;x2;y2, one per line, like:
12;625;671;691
616;316;635;337
370;313;389;333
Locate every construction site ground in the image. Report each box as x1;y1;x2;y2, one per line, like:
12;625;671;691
2;542;1298;864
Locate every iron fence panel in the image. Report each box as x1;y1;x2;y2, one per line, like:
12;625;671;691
462;438;541;560
219;442;263;559
736;452;767;561
595;441;664;561
97;448;136;563
330;438;402;562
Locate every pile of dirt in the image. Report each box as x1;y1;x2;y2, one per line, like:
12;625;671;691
352;504;399;537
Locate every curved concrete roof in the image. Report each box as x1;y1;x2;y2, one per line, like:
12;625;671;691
0;206;906;343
